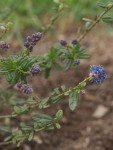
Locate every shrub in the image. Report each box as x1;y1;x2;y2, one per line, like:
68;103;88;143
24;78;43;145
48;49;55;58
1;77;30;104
0;0;112;147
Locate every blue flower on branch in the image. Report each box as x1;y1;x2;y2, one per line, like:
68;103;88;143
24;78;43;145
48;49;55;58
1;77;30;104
89;65;106;83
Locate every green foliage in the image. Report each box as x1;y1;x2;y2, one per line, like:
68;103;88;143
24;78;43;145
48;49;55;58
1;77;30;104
32;114;53;128
0;0;112;147
0;55;37;84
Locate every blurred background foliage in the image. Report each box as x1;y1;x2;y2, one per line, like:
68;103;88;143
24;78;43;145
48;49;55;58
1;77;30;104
0;0;113;41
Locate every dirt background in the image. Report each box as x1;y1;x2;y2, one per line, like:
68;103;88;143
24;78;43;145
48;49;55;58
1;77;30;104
0;30;113;150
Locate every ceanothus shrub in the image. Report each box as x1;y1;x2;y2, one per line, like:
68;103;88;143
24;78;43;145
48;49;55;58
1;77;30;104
0;0;112;147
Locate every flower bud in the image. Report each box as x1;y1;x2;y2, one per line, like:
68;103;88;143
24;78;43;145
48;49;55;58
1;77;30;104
30;63;41;76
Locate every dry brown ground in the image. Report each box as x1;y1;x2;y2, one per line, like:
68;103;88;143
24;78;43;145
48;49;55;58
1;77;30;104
0;31;113;150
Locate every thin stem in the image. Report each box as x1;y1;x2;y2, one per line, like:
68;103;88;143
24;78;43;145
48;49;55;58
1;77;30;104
78;3;113;43
0;141;13;146
43;3;64;34
0;114;17;119
0;68;29;75
17;68;29;74
0;70;8;73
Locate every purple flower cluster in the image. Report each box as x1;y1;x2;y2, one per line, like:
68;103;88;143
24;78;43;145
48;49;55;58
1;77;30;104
74;59;80;65
24;32;42;52
30;63;41;76
89;65;106;83
60;39;78;46
60;40;67;46
0;41;10;50
71;39;78;45
17;82;33;94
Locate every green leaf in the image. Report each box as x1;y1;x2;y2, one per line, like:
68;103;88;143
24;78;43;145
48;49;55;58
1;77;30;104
54;88;61;94
44;67;51;79
32;114;53;128
14;106;21;114
65;59;73;71
54;62;62;70
28;131;34;141
55;123;61;129
102;16;113;22
79;81;86;88
0;126;11;133
69;91;79;111
85;22;91;29
19;104;29;113
78;53;91;59
4;135;12;142
97;2;108;8
61;85;66;92
38;98;49;108
52;95;61;103
20;124;33;131
56;110;63;121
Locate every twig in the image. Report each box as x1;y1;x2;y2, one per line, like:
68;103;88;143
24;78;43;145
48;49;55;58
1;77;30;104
0;114;17;119
0;141;13;146
78;3;113;42
43;3;65;34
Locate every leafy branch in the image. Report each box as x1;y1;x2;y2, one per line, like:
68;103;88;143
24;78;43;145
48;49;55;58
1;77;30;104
0;110;63;146
78;2;113;42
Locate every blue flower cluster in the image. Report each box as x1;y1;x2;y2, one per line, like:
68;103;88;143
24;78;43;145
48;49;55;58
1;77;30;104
89;65;106;83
